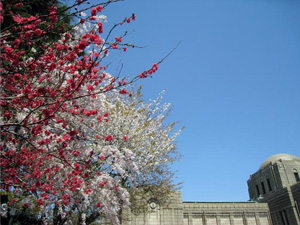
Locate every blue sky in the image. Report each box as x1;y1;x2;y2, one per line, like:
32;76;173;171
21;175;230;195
80;0;300;201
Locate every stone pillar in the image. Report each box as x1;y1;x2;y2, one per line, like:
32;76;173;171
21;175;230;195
267;212;272;225
202;211;207;225
216;213;221;225
229;213;234;225
144;211;148;225
188;214;192;225
243;211;248;225
255;213;261;225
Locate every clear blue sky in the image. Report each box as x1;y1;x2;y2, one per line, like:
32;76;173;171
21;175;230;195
80;0;300;202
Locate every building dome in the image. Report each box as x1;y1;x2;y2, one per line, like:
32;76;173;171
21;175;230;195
259;153;300;170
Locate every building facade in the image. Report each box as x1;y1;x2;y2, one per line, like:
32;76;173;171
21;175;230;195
124;191;271;225
248;153;300;225
122;153;300;225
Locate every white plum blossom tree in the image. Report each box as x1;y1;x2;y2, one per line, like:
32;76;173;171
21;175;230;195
55;86;183;224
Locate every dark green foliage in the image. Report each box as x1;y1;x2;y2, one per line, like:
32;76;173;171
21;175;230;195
2;0;74;43
0;191;41;225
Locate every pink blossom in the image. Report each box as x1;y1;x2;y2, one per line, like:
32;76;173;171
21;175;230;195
12;15;21;23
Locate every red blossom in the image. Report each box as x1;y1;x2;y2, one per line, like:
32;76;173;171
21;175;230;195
73;151;79;157
91;8;97;16
34;29;42;36
37;198;44;205
87;85;94;91
103;135;113;141
78;41;88;50
84;188;93;194
70;130;78;136
13;39;21;48
48;63;57;71
96;6;103;12
50;91;57;98
119;89;127;94
63;134;69;141
15;3;24;8
13;73;21;81
115;37;122;42
37;87;46;95
65;33;72;40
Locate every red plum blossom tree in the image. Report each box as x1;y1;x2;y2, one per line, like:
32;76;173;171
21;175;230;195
0;1;181;224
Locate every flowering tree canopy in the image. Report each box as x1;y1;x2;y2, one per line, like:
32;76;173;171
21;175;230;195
0;0;182;224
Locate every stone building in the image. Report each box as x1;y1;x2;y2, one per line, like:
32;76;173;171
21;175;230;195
123;191;271;225
248;153;300;225
122;153;300;225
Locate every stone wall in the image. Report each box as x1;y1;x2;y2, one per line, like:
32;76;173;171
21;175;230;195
123;192;271;225
182;202;271;225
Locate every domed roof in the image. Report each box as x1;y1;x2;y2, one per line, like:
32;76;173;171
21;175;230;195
259;153;300;170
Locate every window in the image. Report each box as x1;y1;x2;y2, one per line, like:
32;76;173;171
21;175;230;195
267;178;272;191
280;210;289;225
293;169;300;182
261;181;266;194
256;184;260;196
